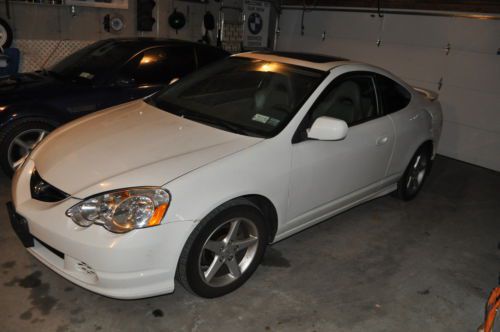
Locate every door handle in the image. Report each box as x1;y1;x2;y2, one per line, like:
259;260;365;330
376;136;389;146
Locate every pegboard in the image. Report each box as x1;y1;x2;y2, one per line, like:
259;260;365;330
222;23;243;53
13;39;96;73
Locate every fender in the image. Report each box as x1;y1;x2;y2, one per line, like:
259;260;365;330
0;103;68;129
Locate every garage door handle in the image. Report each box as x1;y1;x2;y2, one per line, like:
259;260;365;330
376;136;389;146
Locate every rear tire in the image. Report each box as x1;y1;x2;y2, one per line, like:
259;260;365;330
394;146;432;201
177;200;268;298
0;119;55;177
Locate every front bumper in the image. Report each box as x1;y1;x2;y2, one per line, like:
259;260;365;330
10;160;196;299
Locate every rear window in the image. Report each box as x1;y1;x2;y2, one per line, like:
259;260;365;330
376;75;411;114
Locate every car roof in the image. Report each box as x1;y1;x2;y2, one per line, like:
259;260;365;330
101;38;229;52
234;51;350;71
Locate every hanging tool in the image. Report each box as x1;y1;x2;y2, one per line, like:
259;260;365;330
478;286;500;332
201;11;215;44
169;8;186;34
5;0;10;19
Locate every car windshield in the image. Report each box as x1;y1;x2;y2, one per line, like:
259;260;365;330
50;41;141;84
150;57;324;138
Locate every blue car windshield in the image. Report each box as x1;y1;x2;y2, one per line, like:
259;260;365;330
150;57;324;138
50;41;140;84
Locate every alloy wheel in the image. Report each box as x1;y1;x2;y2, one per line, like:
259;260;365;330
7;129;48;170
198;217;259;287
406;152;428;195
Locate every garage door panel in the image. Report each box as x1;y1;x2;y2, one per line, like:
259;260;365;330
445;51;500;94
278;12;381;50
448;18;500;54
439;121;500;171
381;14;452;49
368;43;446;84
279;11;305;36
317;12;381;42
313;38;376;61
439;86;500;133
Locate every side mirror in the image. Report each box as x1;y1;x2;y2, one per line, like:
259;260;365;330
307;116;348;141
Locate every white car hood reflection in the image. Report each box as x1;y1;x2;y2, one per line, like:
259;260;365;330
30;100;263;198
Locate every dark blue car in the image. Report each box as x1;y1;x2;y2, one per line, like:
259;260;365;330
0;38;229;176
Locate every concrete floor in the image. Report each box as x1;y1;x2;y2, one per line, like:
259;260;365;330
0;156;499;332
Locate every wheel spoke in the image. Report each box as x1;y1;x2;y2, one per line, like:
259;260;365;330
225;258;241;278
204;240;223;254
413;155;421;169
411;177;419;191
233;236;258;252
204;256;224;282
12;155;28;169
225;219;241;243
406;176;413;189
13;138;30;151
34;131;47;145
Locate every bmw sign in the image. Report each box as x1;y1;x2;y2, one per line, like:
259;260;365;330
243;0;271;48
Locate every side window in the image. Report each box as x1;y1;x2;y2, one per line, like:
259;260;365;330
196;46;229;68
376;75;411;114
310;76;378;126
119;46;196;85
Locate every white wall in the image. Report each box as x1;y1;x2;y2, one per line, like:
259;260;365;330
276;8;500;171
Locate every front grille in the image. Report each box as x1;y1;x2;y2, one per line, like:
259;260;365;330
30;169;69;202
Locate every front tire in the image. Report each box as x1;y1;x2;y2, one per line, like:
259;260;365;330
0;119;54;177
395;146;432;201
177;201;268;298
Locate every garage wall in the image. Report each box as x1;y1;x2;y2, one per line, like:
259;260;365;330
0;0;243;70
276;8;500;171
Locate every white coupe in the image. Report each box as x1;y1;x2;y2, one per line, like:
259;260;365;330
9;52;442;299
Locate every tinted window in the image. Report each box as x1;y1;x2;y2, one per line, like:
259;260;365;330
376;75;411;114
51;41;140;83
196;46;229;68
150;57;323;138
122;46;196;85
310;75;378;126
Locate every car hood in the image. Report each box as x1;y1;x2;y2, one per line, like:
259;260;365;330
0;72;62;100
30;100;263;198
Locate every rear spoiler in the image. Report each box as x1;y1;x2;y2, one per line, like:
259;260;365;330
413;87;439;102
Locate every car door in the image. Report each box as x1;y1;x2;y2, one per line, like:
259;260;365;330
285;72;395;229
113;45;197;102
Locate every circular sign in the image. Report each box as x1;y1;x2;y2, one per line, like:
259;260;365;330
247;13;263;35
109;16;125;32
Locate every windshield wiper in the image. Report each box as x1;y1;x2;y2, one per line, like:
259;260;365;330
38;68;63;80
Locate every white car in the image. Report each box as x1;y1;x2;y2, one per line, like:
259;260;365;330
9;52;442;299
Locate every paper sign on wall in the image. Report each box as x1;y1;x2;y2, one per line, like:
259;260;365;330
243;0;271;49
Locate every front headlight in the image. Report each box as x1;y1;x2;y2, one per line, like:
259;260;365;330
66;188;170;233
